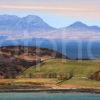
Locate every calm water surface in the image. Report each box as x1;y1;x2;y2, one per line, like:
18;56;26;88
0;93;100;100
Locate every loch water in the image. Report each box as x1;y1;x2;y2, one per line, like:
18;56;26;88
0;93;100;100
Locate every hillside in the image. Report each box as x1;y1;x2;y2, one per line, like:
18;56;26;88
0;46;67;78
0;46;100;88
21;59;100;77
19;59;100;87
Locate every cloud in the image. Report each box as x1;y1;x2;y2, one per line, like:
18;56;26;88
0;4;100;19
0;5;99;12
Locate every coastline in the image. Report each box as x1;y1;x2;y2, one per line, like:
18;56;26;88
0;88;100;94
0;79;100;94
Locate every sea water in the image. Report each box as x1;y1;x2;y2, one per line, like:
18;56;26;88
0;93;100;100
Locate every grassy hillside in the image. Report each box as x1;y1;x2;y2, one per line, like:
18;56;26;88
20;59;100;78
18;59;100;87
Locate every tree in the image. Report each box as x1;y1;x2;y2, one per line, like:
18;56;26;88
89;70;100;81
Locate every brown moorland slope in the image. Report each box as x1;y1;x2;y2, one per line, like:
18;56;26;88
0;46;68;78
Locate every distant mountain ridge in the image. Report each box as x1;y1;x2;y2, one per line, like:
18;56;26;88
66;21;100;32
0;15;100;40
0;15;55;33
0;15;100;31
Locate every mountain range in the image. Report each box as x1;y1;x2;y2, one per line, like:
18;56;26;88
0;15;100;40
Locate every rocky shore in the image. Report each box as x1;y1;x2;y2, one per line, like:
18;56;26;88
0;86;100;94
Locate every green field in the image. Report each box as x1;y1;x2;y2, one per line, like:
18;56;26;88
18;59;100;87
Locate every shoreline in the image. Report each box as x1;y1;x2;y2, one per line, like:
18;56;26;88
0;88;100;94
0;79;100;94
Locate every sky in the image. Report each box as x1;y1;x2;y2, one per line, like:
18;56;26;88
0;0;100;28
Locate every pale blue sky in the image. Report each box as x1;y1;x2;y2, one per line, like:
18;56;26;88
0;0;100;28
